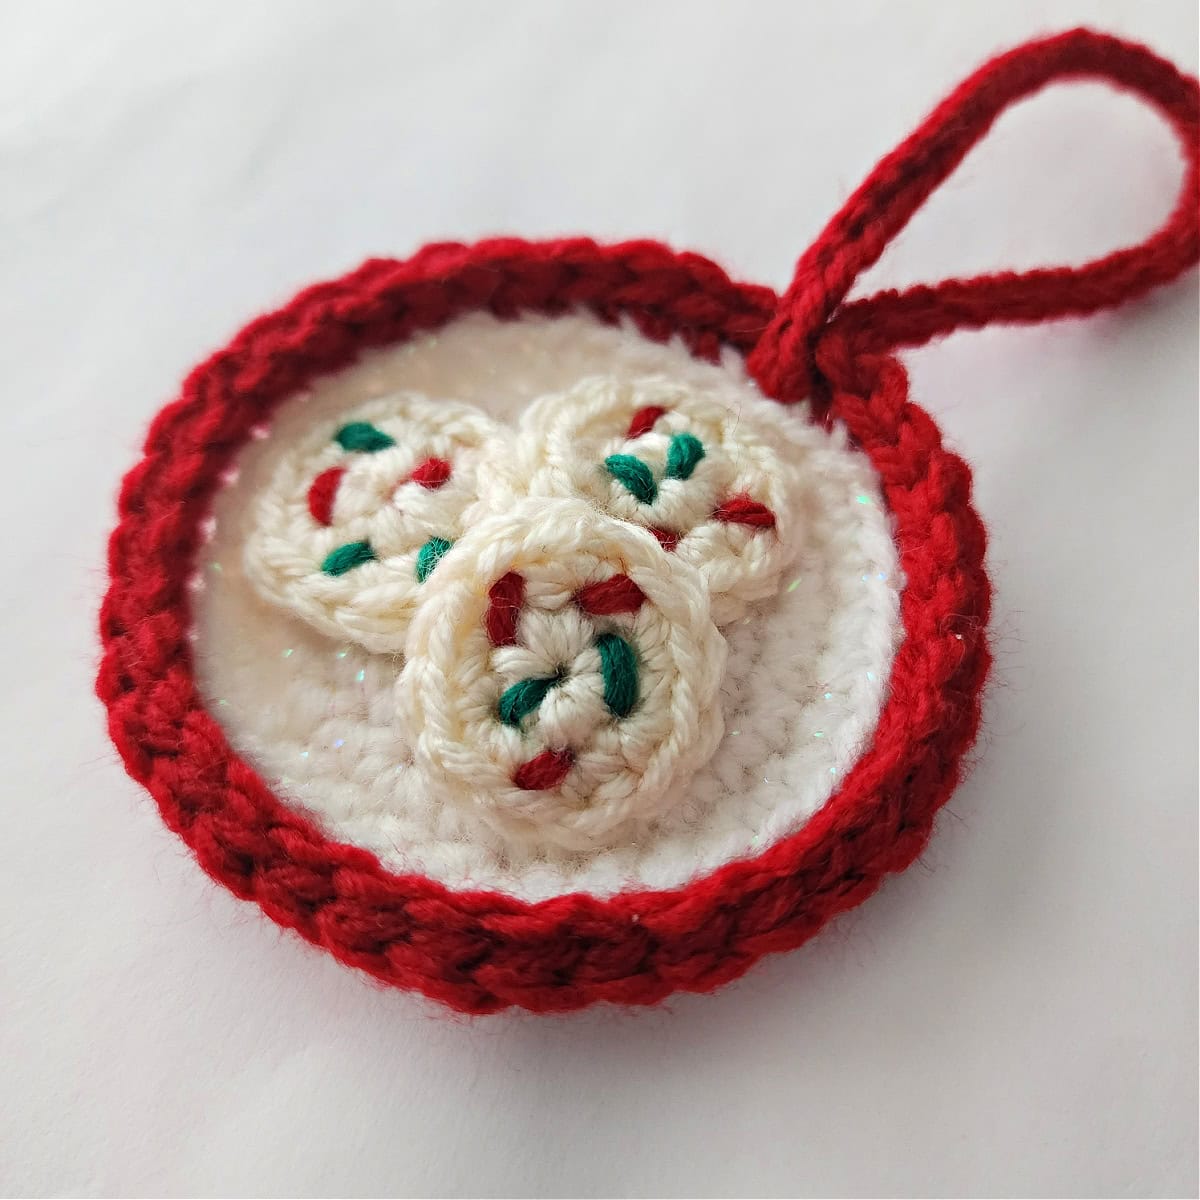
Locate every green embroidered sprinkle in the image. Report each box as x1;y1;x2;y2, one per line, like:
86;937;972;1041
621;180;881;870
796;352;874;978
415;536;452;583
604;454;657;504
664;432;705;481
321;540;376;575
498;674;562;727
595;632;638;718
334;422;395;453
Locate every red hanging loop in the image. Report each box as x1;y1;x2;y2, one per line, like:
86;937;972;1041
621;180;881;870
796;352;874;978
748;27;1200;402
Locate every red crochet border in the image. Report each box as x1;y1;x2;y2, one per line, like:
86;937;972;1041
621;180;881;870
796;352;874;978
96;29;1197;1012
97;237;990;1013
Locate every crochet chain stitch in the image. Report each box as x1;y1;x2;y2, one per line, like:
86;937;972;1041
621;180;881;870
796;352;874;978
749;28;1200;402
98;29;1199;1012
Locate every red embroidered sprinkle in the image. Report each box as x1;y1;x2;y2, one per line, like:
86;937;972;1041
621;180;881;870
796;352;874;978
485;572;525;646
409;457;452;489
713;495;776;528
649;527;680;552
513;749;574;791
306;467;345;526
575;574;646;615
626;405;668;438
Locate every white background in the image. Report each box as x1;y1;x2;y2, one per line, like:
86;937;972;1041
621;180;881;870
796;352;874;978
1;1;1196;1196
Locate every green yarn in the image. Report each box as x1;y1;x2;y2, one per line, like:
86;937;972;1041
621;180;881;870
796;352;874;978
604;454;657;504
334;422;395;453
415;536;452;582
498;673;562;726
321;540;376;575
323;536;448;582
595;633;638;718
496;637;638;728
664;432;705;480
605;436;704;501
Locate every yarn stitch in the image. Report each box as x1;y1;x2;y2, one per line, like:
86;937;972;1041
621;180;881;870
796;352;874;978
398;498;727;851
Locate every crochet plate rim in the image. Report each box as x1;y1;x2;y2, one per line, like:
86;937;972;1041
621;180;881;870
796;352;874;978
97;237;990;1014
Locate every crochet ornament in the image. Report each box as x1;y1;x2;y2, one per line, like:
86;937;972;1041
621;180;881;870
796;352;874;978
99;30;1199;1013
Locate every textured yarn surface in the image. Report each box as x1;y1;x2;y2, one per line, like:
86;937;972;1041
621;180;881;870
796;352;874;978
97;28;1199;1012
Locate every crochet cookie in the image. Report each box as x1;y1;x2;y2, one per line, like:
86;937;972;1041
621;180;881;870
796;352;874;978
244;394;503;652
506;375;806;623
398;497;726;850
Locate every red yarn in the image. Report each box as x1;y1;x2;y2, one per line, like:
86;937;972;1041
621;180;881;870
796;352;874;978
409;457;452;490
575;574;646;615
306;467;344;526
748;27;1199;404
649;527;680;552
713;495;777;529
626;405;668;438
484;572;525;647
97;29;1198;1014
513;749;576;791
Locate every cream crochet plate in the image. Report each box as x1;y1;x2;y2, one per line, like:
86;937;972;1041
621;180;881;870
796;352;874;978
193;312;901;901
